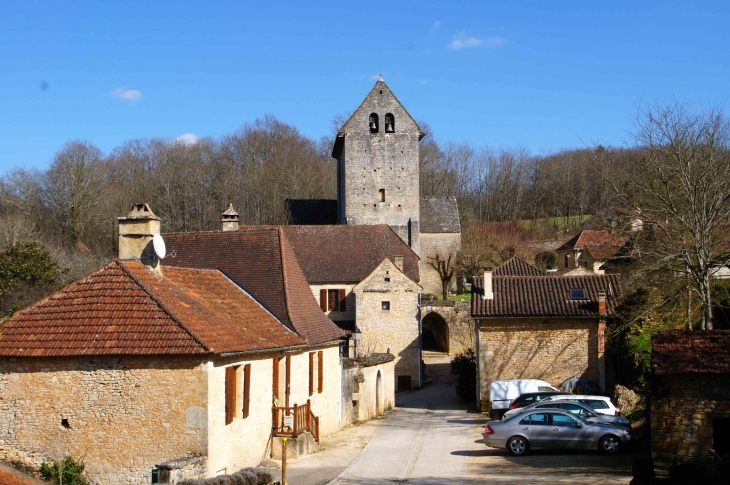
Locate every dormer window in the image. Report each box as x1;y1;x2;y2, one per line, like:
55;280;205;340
369;113;379;133
385;113;394;133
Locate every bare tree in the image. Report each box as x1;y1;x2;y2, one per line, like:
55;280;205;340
428;251;456;300
610;101;730;330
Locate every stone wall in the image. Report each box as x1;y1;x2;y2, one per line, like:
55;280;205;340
651;373;730;464
341;354;395;425
422;302;474;355
477;318;599;410
0;355;208;485
419;233;461;296
353;259;421;390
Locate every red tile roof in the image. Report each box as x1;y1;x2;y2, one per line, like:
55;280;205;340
471;274;622;318
0;261;305;357
556;230;628;261
161;227;345;345
652;330;730;375
493;257;545;277
282;225;420;284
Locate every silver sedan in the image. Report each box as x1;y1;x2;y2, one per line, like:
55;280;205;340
484;408;632;456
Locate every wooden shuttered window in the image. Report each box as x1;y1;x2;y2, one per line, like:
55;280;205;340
318;350;324;393
285;355;291;407
225;366;237;425
339;289;346;311
309;352;315;396
320;289;327;312
273;358;280;404
242;364;251;419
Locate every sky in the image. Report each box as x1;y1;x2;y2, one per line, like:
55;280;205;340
1;0;729;173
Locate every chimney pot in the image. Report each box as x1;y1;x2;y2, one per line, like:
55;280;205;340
221;203;240;231
598;291;607;317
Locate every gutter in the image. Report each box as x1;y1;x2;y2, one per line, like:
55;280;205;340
219;340;342;358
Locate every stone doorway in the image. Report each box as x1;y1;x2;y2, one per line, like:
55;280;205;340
422;312;449;353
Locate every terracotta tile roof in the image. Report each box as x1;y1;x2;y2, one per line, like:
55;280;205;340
556;230;628;260
652;330;730;375
282;225;420;284
471;274;622;318
420;197;461;233
0;261;305;357
493;257;545;277
162;227;345;345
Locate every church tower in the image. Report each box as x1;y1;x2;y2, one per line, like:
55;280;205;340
331;79;425;254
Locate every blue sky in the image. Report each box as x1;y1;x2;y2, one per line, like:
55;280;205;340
1;0;729;173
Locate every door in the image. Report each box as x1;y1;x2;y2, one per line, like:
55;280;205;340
519;412;553;448
549;412;588;449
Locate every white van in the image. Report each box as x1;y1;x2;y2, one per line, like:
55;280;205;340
488;379;559;419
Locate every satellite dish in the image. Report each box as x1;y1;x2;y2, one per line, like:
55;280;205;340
153;234;166;260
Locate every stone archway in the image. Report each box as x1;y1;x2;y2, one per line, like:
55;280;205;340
422;312;449;353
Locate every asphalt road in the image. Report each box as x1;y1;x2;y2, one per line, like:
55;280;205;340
330;352;633;485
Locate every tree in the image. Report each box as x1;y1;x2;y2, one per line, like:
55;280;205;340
0;241;62;314
427;251;456;300
535;250;557;271
610;101;730;330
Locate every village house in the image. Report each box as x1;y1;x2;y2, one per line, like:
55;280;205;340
282;225;422;391
0;204;346;485
650;330;730;464
471;257;622;417
555;229;628;274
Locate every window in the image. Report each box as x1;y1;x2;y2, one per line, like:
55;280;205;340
225;365;239;425
570;289;586;300
384;113;394;132
320;289;347;312
528;413;551;425
384;277;390;282
564;253;570;268
561;403;593;419
242;364;251;419
379;189;385;202
581;399;609;410
382;301;390;310
369;113;379;133
551;413;578;427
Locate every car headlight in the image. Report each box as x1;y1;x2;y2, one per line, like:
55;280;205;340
622;430;631;438
617;418;629;424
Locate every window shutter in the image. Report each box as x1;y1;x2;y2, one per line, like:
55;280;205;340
225;366;236;425
285;355;291;407
273;358;280;403
309;352;315;396
318;350;324;393
320;289;327;311
243;364;251;419
339;289;346;311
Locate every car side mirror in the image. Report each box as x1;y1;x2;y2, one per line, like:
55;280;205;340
585;418;596;424
576;422;583;427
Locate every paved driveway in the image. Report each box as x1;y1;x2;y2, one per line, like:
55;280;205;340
331;353;633;485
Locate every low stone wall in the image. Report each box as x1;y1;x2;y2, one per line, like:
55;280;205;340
341;354;395;426
156;456;207;484
651;373;730;464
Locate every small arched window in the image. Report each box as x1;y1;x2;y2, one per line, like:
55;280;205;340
369;113;379;133
385;113;395;133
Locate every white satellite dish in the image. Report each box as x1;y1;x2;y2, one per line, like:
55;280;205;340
152;234;166;260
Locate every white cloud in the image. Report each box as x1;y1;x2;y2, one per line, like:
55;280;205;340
485;36;506;48
431;21;441;30
449;32;483;49
174;133;200;145
421;79;430;85
112;87;142;101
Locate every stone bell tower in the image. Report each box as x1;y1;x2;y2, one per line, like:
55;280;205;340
331;78;425;254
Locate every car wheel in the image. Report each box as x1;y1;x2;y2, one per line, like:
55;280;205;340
507;436;529;456
599;435;621;454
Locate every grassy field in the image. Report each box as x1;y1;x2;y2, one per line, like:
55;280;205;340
518;215;591;232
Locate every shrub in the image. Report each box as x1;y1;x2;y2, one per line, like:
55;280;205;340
534;250;557;270
40;456;89;485
450;349;477;402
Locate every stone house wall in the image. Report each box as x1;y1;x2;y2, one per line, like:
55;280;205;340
419;233;461;296
353;259;421;390
651;373;730;464
477;318;599;410
0;355;208;485
205;345;341;476
341;356;395;425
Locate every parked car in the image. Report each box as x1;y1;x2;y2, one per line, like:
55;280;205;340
502;400;631;429
540;395;620;416
488;379;560;420
484;408;632;455
506;391;570;414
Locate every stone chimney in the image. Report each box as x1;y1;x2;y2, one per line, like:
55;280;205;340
482;271;494;300
117;203;162;272
598;291;607;316
394;256;404;271
221;204;240;231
